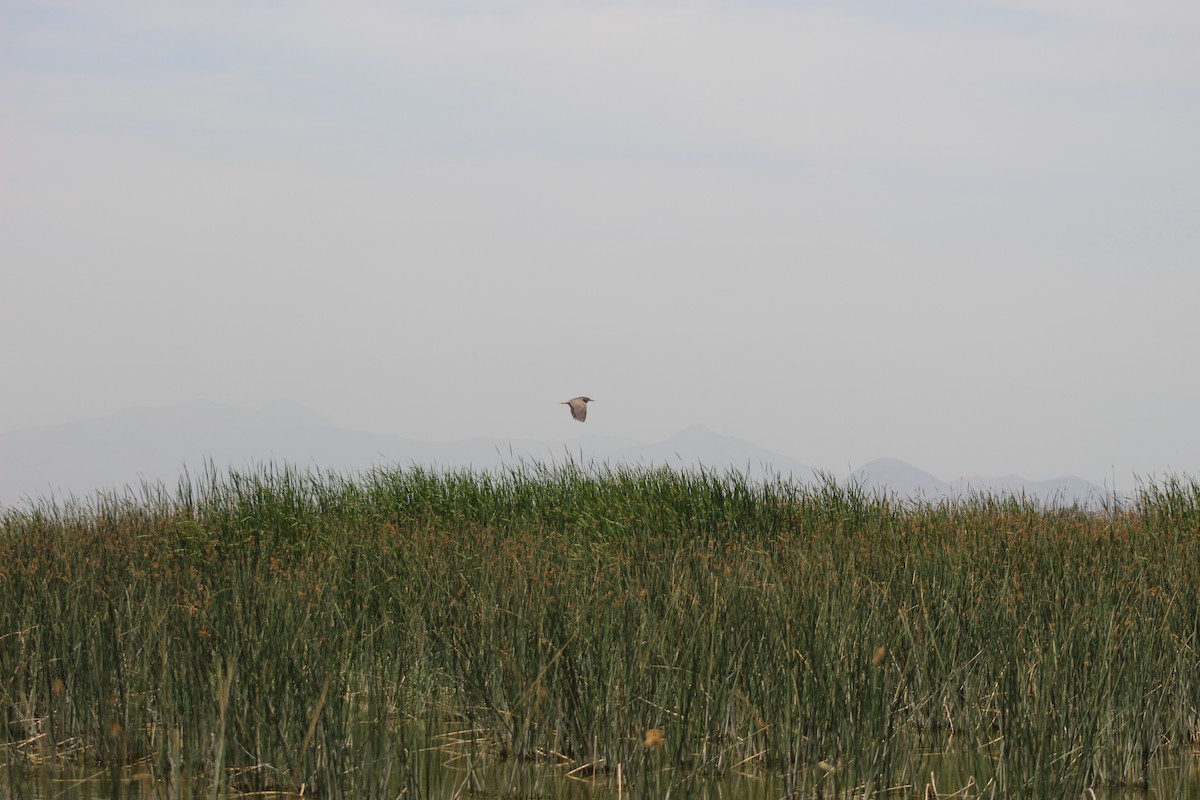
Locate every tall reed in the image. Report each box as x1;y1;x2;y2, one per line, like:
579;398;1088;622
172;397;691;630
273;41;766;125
1;464;1198;797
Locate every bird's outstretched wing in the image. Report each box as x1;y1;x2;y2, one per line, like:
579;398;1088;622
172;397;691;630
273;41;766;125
569;399;587;422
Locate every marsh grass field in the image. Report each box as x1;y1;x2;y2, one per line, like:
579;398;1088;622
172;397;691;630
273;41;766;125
2;463;1200;798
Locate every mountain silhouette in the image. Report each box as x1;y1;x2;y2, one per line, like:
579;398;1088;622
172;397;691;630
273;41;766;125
1;401;1106;507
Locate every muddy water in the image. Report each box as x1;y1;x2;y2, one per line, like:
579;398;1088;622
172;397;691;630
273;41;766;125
7;748;1200;798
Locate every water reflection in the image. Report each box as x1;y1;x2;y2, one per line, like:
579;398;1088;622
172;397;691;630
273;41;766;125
7;749;1200;799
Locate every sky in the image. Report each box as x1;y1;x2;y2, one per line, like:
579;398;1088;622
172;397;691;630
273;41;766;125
2;0;1198;488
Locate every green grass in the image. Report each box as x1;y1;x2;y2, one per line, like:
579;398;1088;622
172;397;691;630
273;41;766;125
2;463;1199;798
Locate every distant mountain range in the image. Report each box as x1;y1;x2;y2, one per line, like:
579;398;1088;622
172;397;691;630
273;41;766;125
0;400;1108;508
848;457;1106;506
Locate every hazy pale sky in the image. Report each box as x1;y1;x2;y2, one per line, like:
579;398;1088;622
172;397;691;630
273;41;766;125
2;0;1198;486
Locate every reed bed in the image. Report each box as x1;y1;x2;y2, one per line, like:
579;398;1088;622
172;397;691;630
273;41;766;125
2;463;1199;798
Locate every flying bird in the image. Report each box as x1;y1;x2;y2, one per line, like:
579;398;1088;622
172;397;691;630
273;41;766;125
562;396;593;422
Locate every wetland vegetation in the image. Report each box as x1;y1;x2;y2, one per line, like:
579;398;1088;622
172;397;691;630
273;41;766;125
2;463;1200;798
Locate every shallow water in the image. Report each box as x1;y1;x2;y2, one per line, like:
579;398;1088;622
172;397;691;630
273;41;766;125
8;749;1200;799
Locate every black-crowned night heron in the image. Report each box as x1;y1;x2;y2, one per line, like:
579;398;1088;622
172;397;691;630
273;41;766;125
562;396;593;422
